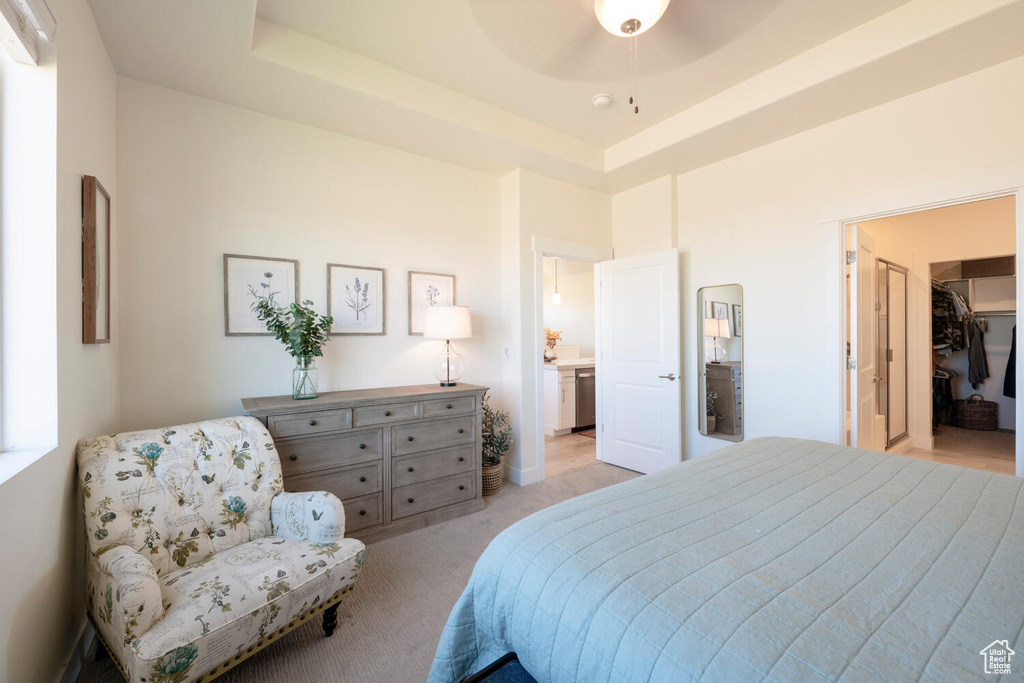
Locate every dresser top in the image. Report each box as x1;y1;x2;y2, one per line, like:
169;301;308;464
241;383;489;417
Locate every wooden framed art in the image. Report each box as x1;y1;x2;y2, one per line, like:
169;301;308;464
408;271;455;335
223;254;299;336
327;263;386;335
82;175;111;344
732;303;743;336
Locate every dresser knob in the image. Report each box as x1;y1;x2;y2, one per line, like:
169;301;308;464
407;497;414;504
385;411;392;417
458;428;465;434
308;419;317;426
289;455;298;461
359;476;366;483
458;456;464;462
458;485;465;491
446;404;452;409
359;443;367;450
407;466;414;472
359;509;366;516
407;436;414;442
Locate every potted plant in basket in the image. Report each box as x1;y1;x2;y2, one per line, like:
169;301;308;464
249;286;333;400
481;392;513;496
706;387;719;433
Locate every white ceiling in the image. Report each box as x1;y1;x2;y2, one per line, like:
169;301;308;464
87;0;1024;192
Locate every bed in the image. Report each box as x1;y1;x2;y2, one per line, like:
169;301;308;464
429;437;1023;682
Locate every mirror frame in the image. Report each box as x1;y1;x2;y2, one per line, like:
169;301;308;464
698;284;744;442
82;175;111;344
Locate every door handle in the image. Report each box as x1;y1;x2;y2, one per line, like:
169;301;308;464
871;376;883;383
658;373;677;381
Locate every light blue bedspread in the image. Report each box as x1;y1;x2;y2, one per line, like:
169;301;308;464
429;437;1024;683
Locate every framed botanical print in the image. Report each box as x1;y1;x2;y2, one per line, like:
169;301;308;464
327;263;386;335
223;254;299;336
408;271;455;335
712;301;728;320
732;303;743;336
82;175;111;344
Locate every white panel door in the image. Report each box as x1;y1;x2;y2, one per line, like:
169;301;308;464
849;225;881;450
597;249;681;473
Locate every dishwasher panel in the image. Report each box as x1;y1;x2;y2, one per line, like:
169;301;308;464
575;368;596;429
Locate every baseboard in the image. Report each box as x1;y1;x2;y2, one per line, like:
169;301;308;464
506;465;540;486
58;620;95;683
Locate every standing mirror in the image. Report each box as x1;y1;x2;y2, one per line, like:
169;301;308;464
698;285;743;441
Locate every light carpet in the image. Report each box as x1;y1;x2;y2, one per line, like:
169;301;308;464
78;461;638;683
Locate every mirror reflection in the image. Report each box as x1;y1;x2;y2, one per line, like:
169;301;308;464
698;285;744;442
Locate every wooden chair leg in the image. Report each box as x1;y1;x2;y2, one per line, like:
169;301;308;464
322;604;339;637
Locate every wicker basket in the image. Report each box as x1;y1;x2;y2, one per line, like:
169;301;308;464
706;414;717;433
954;394;999;431
482;463;504;496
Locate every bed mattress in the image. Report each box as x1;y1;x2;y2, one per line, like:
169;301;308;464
430;437;1023;682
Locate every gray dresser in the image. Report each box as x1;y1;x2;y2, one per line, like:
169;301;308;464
706;362;742;436
241;384;487;544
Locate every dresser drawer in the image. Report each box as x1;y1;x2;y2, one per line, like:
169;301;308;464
278;429;382;477
421;396;477;418
392;445;475;488
353;401;418;427
268;409;352;439
392;472;475;520
394;416;475;456
342;493;382;532
284;461;381;501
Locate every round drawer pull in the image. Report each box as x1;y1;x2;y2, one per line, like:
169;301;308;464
384;411;392;417
308;419;317;426
289;455;298;461
446;404;452;409
458;485;465;491
458;456;464;462
359;443;367;450
359;476;366;483
359;509;366;516
458;428;465;434
407;466;414;472
407;436;414;442
407;497;414;504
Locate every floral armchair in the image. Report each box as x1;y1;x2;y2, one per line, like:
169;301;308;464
77;416;365;683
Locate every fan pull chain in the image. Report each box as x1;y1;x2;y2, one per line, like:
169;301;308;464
628;34;639;114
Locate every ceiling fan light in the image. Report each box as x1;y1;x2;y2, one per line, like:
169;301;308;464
594;0;670;37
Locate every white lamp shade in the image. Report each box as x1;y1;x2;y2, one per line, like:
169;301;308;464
424;306;472;340
704;318;731;339
594;0;670;37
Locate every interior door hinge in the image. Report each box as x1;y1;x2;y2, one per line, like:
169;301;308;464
847;357;857;371
846;250;857;265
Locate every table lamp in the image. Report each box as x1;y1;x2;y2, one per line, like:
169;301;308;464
704;318;731;364
424;306;473;386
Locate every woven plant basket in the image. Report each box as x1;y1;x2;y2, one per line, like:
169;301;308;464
482;463;504;496
706;414;717;433
954;394;998;431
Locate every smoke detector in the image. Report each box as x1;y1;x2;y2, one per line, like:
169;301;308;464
592;93;613;109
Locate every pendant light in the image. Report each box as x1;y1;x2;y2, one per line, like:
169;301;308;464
551;259;561;305
594;0;671;114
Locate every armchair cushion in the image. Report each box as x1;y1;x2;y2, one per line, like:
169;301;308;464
130;535;364;680
92;545;165;649
271;490;346;545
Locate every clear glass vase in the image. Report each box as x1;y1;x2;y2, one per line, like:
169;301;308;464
292;356;319;400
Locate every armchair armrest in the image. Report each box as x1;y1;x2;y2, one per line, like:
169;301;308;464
95;545;165;645
271;490;346;545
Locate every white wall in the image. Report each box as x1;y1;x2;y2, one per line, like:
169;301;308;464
612;175;674;258
116;78;503;431
860;196;1016;442
542;257;595;358
666;54;1024;461
0;1;120;681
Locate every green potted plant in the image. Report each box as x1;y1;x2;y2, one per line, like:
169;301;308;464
706;387;719;433
249;286;333;400
481;392;513;496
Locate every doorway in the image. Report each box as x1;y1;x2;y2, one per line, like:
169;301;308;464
844;196;1017;474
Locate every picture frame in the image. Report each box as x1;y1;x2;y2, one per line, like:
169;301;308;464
732;304;743;337
408;271;455;335
712;301;728;320
224;254;299;336
327;263;386;335
82;175;111;344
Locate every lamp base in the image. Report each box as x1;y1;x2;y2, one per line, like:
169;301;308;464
439;381;458;387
